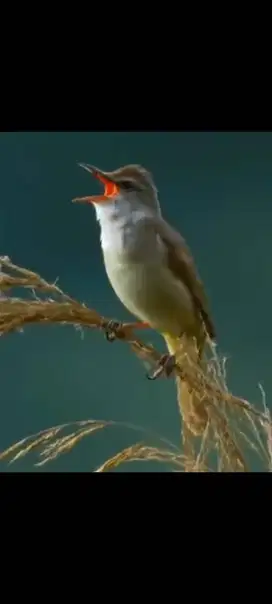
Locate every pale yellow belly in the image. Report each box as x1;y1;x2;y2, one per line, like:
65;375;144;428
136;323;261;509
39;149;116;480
103;253;197;338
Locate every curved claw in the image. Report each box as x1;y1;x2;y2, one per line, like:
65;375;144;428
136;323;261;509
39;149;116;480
147;354;176;380
103;320;123;342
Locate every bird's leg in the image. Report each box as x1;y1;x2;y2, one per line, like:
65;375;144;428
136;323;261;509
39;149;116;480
147;353;176;380
131;321;150;330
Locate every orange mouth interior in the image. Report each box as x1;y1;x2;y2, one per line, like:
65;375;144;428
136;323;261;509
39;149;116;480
72;172;119;205
92;173;120;203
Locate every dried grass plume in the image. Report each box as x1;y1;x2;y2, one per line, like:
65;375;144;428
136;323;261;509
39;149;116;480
0;256;271;472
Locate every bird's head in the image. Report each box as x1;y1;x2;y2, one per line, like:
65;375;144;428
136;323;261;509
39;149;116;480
73;163;161;216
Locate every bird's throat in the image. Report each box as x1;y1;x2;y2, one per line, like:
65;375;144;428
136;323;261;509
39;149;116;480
95;202;152;257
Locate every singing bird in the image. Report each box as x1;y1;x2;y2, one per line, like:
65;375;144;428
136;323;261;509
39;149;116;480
73;163;216;435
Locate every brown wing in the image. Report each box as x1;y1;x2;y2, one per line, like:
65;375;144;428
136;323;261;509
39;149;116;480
153;216;216;341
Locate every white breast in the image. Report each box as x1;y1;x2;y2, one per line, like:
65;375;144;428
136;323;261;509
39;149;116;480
94;200;163;261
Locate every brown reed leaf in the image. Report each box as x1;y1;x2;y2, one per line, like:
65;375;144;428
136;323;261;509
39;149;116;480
35;422;108;466
0;420;109;466
95;443;186;472
0;426;64;463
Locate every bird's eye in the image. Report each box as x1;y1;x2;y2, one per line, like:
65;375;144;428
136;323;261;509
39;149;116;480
119;180;134;191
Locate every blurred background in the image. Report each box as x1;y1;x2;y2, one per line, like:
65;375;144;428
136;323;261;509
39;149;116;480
0;131;271;471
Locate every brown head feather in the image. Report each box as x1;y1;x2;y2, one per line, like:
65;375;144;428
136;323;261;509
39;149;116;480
107;165;157;191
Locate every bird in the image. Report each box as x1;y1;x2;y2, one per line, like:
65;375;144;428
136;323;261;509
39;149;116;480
73;163;216;435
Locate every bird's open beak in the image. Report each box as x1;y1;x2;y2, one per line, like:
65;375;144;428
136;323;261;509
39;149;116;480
72;163;120;205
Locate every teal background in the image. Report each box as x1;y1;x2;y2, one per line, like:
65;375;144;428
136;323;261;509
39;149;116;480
0;132;271;471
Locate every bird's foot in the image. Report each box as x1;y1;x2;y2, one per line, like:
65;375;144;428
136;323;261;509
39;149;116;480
102;319;124;342
147;353;176;380
102;319;150;342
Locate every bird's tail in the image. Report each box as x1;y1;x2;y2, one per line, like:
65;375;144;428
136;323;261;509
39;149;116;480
163;333;208;436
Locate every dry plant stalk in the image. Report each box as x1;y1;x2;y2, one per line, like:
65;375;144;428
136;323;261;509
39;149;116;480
0;255;271;472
